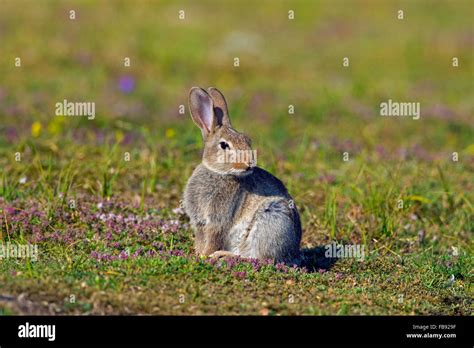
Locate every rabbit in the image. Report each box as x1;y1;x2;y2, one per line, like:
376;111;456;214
183;87;302;264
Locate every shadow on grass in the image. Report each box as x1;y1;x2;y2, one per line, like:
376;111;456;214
300;246;338;273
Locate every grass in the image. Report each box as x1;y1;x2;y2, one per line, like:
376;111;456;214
0;0;473;315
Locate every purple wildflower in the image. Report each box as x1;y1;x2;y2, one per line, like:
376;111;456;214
232;271;247;279
169;249;185;257
133;247;144;258
275;262;288;272
119;250;129;260
6;127;18;143
119;76;135;94
207;258;217;266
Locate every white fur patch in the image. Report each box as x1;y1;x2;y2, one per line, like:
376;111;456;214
228;220;252;253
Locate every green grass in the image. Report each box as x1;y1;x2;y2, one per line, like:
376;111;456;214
0;0;473;315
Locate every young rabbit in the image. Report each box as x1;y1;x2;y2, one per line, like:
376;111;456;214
183;87;302;263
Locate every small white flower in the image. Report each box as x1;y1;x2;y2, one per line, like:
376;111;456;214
97;202;103;209
19;176;27;184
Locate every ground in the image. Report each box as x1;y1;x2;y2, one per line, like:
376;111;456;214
0;0;472;315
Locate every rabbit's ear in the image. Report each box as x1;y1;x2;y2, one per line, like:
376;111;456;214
189;87;215;138
208;87;232;127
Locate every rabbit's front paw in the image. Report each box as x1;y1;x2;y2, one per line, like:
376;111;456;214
209;250;235;258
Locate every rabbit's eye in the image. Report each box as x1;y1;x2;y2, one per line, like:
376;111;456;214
219;141;230;150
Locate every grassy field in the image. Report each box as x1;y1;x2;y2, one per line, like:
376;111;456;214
0;0;472;315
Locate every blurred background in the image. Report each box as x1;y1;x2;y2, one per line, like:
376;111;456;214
0;0;472;147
